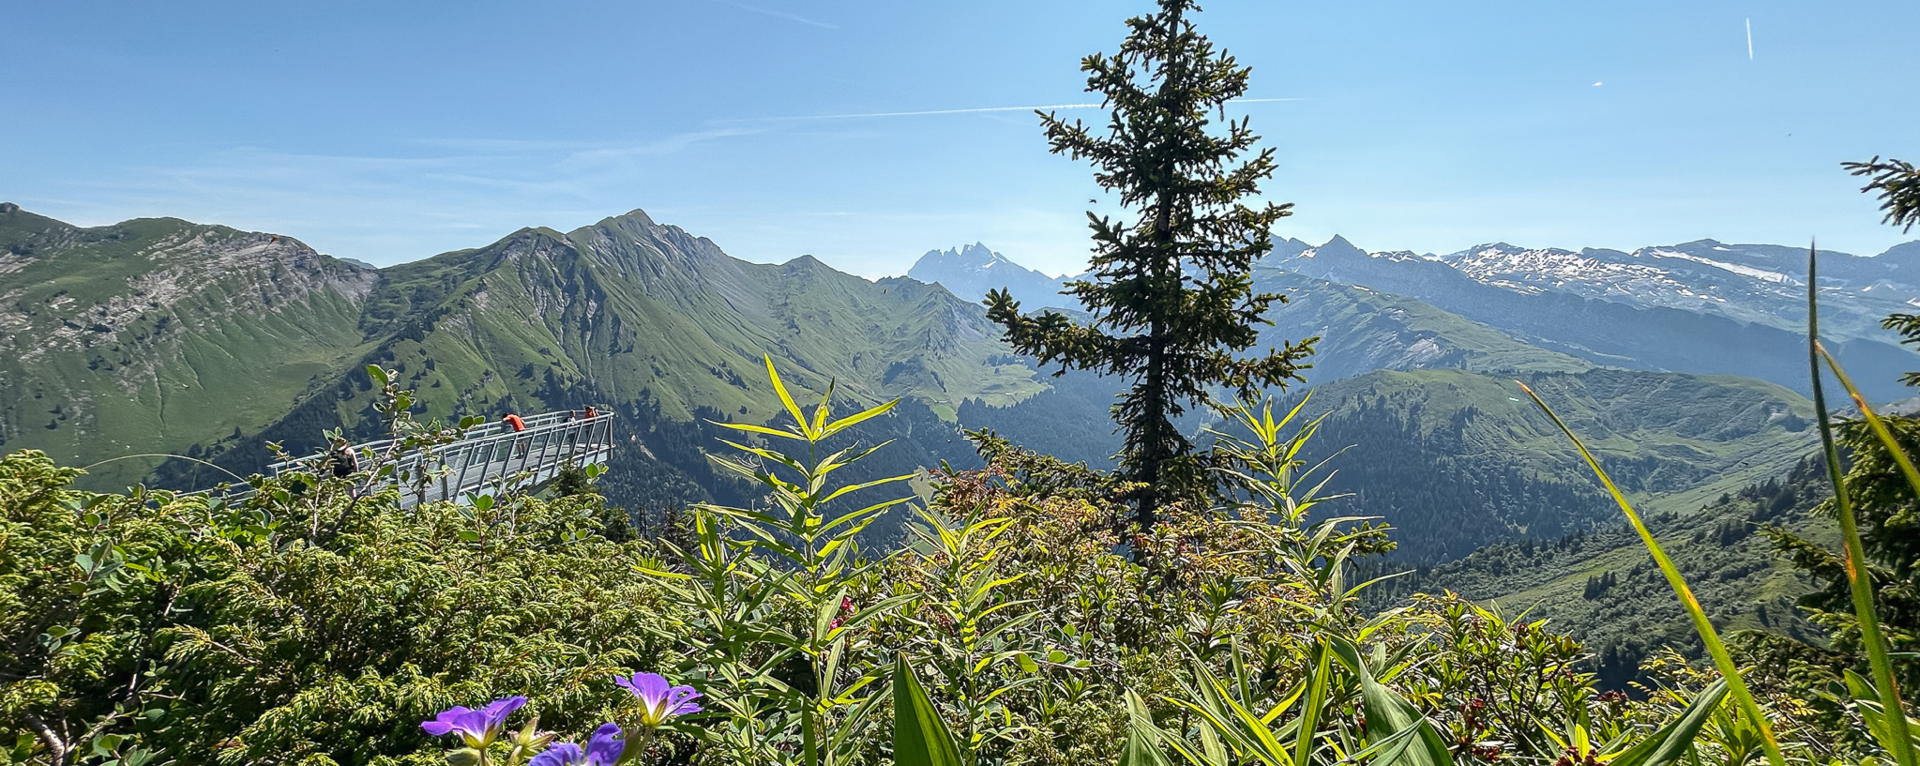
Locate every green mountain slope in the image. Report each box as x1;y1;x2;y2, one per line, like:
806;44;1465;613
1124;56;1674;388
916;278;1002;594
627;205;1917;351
1286;367;1817;562
0;203;1046;503
1370;458;1831;690
346;212;1040;423
0;203;377;487
1254;272;1593;382
134;209;1045;514
960;273;1594;468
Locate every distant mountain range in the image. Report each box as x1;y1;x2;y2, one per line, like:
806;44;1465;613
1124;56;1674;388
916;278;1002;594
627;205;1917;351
1272;235;1920;400
4;201;1913;563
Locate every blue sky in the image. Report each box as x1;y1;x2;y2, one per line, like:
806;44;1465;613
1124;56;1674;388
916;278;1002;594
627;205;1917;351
3;1;1914;277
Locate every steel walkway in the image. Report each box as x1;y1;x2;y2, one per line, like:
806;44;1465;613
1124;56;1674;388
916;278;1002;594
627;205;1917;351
241;410;615;507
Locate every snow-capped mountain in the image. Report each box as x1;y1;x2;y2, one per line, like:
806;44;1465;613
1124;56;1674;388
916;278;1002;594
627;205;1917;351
1275;235;1920;400
906;243;1073;307
1428;240;1920;341
907;238;1313;308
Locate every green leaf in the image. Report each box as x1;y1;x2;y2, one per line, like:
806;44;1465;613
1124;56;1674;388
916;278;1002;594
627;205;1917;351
1120;690;1175;766
893;654;963;766
1611;679;1728;766
821;397;900;439
366;365;389;388
1293;640;1331;766
764;355;811;438
715;420;807;441
1329;637;1452;766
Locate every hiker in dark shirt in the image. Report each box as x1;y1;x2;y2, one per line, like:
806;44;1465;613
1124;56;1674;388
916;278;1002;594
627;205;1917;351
327;437;359;479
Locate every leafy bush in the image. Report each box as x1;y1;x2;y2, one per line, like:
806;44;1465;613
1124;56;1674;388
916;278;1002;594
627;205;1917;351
0;449;674;765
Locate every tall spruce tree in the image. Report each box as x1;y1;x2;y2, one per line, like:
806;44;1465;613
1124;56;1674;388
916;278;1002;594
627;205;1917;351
985;0;1316;529
1844;156;1920;233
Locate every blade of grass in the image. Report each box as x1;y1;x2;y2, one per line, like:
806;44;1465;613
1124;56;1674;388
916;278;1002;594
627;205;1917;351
1515;380;1786;766
893;654;964;766
1292;640;1331;766
1808;243;1918;766
1610;679;1728;766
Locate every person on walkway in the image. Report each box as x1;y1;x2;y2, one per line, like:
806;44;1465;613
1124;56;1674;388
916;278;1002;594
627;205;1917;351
327;436;359;479
502;413;528;458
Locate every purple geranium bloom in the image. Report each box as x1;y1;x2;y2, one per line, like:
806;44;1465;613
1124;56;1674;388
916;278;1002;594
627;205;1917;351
530;723;624;766
615;672;702;727
421;695;527;748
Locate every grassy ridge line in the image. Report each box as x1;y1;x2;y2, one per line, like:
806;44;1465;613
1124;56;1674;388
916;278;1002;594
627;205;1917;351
1254;271;1594;381
295;212;1045;428
138;211;1050;506
1;205;1055;492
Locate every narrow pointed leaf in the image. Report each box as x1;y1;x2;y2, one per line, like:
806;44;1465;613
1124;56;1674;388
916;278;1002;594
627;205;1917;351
893;655;964;766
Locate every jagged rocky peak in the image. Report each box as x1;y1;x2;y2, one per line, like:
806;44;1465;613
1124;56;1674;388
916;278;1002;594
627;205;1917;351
1295;234;1368;261
907;242;1069;305
915;242;1022;271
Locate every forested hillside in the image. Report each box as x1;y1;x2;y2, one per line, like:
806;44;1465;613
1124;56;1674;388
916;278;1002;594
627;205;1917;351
1374;458;1832;690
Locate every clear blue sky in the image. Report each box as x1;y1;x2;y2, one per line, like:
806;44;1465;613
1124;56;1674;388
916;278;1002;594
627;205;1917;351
3;1;1914;277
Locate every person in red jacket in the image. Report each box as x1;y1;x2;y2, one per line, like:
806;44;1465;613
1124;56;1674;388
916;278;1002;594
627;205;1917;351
502;413;528;458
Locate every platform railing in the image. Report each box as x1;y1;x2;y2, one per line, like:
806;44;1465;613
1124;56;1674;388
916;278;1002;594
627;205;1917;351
199;411;615;507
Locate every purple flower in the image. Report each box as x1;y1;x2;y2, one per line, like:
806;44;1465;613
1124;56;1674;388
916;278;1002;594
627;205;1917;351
615;672;702;727
530;743;585;766
529;724;625;766
421;695;527;748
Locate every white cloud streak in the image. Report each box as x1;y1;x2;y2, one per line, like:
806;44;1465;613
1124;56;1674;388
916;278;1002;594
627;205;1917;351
709;0;837;29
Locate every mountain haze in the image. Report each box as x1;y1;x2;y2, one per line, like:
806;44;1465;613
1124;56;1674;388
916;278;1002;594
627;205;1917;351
1275;235;1920;401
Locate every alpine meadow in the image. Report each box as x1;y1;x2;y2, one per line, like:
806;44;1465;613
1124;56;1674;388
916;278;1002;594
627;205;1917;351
7;2;1920;765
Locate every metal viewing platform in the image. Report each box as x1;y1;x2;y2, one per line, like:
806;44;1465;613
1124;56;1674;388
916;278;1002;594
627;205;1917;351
217;410;615;507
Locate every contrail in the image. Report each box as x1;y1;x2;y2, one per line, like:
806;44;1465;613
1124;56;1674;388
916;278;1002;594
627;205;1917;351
741;97;1306;122
1747;18;1754;61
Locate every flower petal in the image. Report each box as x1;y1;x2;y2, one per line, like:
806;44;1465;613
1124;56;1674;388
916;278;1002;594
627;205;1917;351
484;695;528;726
587;722;625;766
530;742;585;766
633;673;671;704
422;706;476;737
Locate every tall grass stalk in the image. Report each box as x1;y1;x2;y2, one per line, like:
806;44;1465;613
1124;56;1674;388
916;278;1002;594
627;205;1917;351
1516;381;1786;766
1808;244;1918;766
